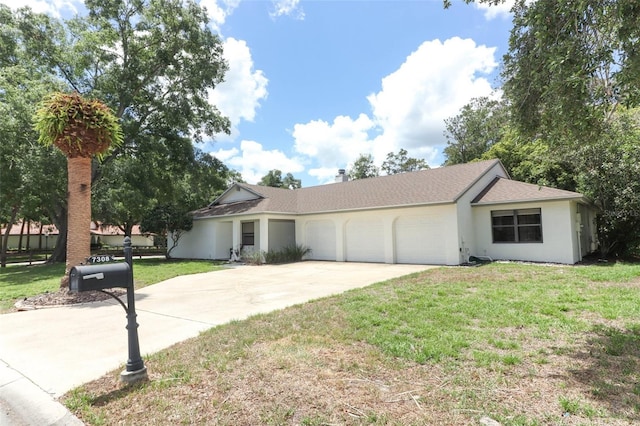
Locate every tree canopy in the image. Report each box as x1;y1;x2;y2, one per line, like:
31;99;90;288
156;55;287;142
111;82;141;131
443;97;507;165
1;1;234;261
348;154;379;180
258;170;302;189
140;204;193;258
450;0;640;144
0;6;67;265
381;149;429;174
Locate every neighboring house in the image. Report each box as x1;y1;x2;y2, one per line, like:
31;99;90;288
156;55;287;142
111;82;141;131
171;159;598;265
90;222;155;248
0;221;154;250
0;222;58;250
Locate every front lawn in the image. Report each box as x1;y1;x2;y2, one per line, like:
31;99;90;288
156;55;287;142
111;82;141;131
0;259;224;313
64;262;640;425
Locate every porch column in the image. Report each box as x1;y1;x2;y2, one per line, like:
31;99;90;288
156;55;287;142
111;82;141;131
232;219;241;252
259;217;269;253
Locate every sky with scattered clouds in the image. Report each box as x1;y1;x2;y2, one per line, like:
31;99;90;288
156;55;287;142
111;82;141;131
3;0;515;186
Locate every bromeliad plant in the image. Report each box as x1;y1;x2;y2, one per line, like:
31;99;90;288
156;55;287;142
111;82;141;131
34;92;123;287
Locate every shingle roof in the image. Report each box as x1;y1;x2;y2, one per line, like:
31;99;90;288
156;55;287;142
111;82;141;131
295;159;503;213
471;177;584;205
193;159;505;218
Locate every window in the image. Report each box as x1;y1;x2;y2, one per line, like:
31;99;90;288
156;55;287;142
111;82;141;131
242;222;255;246
491;209;542;243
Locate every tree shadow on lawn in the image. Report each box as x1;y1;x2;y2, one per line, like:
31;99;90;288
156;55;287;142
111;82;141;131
568;323;640;421
0;263;65;287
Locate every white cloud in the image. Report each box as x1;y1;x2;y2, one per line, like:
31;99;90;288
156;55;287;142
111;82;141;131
210;147;239;163
0;0;78;17
474;0;536;20
199;0;241;31
474;1;514;20
368;37;496;150
308;167;343;184
209;38;268;141
212;140;305;184
270;0;305;20
292;114;375;168
291;37;498;173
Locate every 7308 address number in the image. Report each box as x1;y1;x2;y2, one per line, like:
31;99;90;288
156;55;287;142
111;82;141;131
87;255;115;264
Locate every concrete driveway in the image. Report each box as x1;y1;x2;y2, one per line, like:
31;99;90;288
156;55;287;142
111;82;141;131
0;261;432;399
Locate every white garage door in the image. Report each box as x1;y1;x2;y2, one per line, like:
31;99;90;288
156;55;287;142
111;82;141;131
395;215;447;264
345;218;385;263
305;220;336;261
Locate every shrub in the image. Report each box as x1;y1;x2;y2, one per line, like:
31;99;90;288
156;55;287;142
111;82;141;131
241;249;264;265
264;245;311;264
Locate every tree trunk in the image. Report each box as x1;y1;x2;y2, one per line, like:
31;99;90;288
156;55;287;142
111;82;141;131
0;206;19;268
63;157;92;288
48;227;67;264
47;204;67;264
123;221;134;237
26;220;31;252
18;220;26;253
38;222;43;250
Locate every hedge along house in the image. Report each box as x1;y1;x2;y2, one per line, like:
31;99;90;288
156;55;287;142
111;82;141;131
170;159;598;265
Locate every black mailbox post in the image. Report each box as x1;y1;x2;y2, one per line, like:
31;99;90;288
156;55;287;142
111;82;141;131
70;236;147;384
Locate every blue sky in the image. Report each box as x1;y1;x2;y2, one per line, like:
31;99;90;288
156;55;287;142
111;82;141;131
4;0;515;186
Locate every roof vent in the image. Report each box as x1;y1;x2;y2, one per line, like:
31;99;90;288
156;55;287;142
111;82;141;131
335;169;348;183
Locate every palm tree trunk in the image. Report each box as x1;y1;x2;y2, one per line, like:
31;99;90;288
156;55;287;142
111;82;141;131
62;156;92;288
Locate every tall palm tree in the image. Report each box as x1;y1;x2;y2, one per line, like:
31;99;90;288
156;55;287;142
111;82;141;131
34;92;123;287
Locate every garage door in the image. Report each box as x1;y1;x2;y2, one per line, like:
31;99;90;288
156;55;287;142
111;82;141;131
395;215;447;264
345;218;385;263
305;220;336;261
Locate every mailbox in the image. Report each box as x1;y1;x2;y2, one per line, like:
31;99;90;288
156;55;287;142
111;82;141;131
70;262;131;292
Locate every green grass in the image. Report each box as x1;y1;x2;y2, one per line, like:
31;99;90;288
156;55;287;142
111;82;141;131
0;259;224;312
59;261;640;425
0;263;66;311
341;263;640;364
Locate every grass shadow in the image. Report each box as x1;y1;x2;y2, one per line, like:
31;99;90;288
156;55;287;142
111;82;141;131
88;379;149;407
569;323;640;421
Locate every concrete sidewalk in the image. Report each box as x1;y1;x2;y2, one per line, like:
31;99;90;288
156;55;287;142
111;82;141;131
0;261;432;425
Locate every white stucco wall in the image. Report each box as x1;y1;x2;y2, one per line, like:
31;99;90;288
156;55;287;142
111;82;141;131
296;204;460;265
472;200;580;264
455;162;509;263
169;218;226;259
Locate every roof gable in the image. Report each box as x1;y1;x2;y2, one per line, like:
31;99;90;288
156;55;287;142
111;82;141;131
210;183;265;206
472;177;585;205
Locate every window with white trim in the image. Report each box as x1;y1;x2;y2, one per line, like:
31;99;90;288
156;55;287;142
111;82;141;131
491;208;542;243
242;222;255;246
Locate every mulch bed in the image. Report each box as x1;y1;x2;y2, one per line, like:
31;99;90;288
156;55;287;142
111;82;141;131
14;288;126;311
